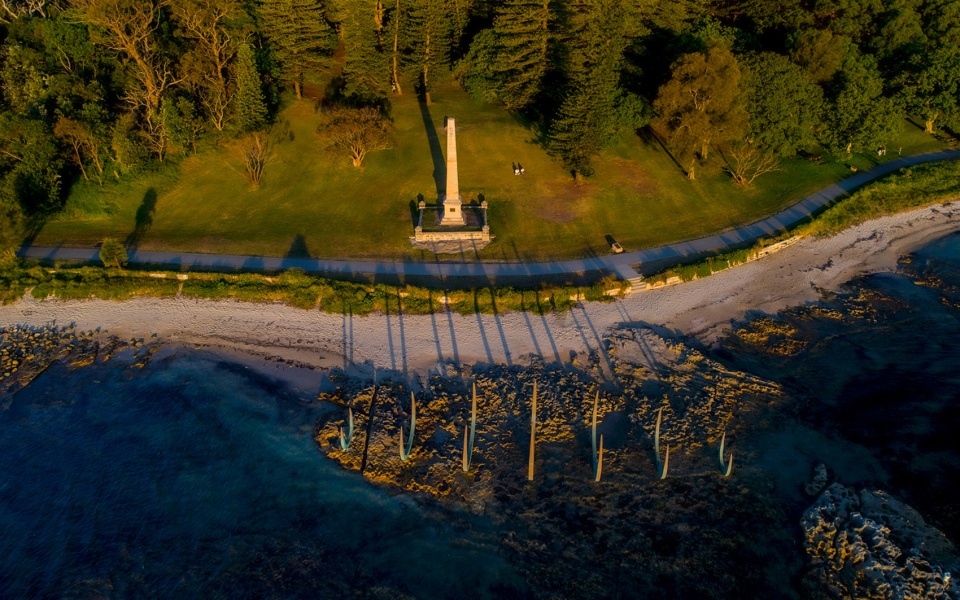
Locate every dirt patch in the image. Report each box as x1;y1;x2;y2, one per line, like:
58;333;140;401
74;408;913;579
532;179;597;224
527;160;656;224
299;82;327;103
607;158;658;197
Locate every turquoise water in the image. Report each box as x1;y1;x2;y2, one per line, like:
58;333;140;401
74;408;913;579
0;354;519;598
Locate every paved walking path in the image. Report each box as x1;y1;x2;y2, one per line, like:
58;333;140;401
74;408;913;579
18;149;960;284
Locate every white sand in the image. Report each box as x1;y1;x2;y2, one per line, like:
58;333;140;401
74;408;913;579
2;202;958;389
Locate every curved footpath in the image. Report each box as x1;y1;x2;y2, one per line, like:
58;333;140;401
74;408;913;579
18;149;960;285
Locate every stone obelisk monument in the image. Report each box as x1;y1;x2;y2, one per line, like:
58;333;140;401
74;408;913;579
438;118;465;226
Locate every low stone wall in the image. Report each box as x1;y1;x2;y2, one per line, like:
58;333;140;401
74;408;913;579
413;229;490;242
632;235;804;292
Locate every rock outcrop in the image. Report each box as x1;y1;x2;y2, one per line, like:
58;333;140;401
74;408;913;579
802;482;959;599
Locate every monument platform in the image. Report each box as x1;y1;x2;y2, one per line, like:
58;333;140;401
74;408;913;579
410;201;491;253
411;117;492;254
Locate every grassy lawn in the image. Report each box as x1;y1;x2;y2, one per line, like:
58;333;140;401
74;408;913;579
35;80;952;261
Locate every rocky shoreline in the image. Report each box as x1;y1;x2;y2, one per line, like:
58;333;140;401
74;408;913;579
4;206;960;598
312;327;797;597
0;323;164;399
802;479;958;599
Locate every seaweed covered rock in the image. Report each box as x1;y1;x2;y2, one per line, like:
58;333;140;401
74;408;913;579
1;323;159;399
802;482;959;599
314;327;798;598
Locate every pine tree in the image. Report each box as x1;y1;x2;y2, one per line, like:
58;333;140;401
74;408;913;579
548;0;636;181
258;0;337;99
234;42;267;132
384;0;405;94
491;0;552;110
549;80;609;180
404;0;453;103
330;0;389;102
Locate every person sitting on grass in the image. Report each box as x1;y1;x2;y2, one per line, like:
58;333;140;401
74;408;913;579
519;163;525;174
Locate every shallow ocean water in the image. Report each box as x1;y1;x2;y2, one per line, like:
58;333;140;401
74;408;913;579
0;354;519;598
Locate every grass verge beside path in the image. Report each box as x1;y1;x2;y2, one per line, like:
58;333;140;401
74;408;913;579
645;159;960;285
3;158;958;312
0;261;625;316
35;81;950;261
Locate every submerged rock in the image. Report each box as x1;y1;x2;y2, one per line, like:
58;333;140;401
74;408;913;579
806;463;830;497
0;323;156;397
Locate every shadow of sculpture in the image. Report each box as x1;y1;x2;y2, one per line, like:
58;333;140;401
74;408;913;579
419;99;445;198
286;233;311;258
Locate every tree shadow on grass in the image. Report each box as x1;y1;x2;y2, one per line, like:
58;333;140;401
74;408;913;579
639;127;687;177
16;213;47;249
125;188;157;250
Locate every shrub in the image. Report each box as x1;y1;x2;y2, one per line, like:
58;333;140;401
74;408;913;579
99;239;128;268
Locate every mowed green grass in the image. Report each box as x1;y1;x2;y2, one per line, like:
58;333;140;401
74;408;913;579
37;83;951;261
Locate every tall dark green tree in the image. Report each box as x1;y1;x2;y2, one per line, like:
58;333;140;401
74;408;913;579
0;45;48;116
457;28;500;103
820;51;901;156
887;0;960;134
447;0;472;47
924;0;960;48
490;0;552;110
870;0;925;62
162;95;204;153
330;0;389;101
0;114;63;214
258;0;336;99
234;42;267;132
742;52;823;156
807;0;885;42
789;29;849;84
548;0;642;181
404;0;453;103
384;0;406;94
896;47;960;134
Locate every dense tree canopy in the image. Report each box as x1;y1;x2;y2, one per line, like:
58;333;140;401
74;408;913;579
742;51;823;157
652;44;748;179
258;0;336;100
0;0;957;249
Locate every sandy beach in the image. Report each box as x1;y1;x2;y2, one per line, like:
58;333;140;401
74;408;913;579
2;201;957;389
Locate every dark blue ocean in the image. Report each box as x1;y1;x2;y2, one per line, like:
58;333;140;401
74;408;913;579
0;354;519;599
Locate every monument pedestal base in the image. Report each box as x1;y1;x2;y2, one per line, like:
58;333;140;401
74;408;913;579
409;236;493;254
438;194;466;227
